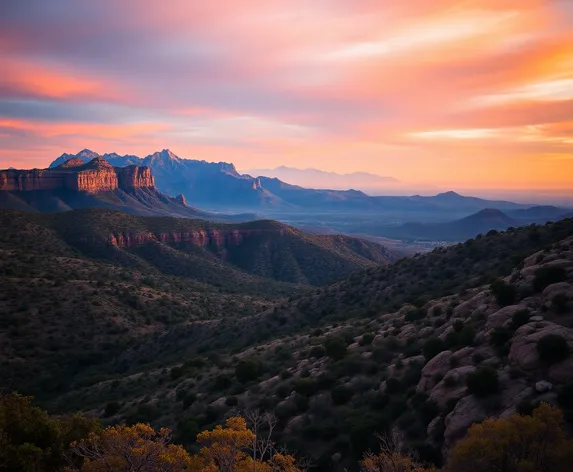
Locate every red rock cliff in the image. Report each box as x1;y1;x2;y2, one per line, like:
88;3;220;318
0;158;155;193
108;228;274;249
116;166;155;190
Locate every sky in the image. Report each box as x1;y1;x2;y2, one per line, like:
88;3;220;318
0;0;572;191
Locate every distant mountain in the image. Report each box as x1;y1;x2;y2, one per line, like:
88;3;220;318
49;150;532;215
1;157;250;221
244;165;399;191
379;208;520;241
506;205;571;223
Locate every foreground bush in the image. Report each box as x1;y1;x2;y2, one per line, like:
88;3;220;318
0;393;99;472
446;403;573;472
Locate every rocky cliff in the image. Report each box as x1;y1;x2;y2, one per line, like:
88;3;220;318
0;158;154;193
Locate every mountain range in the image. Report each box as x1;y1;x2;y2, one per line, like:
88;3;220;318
371;207;573;242
242;165;400;191
1;156;252;222
49;149;546;217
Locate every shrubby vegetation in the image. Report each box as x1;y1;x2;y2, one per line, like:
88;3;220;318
3;392;570;471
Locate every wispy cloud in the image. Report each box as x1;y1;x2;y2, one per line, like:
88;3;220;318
0;0;571;189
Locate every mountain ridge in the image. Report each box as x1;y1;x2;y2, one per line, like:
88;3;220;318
0;158;253;221
49;149;537;214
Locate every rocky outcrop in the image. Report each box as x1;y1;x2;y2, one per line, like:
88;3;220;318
116;166;155;190
108;228;270;250
509;321;573;382
0;158;154;194
418;351;453;392
444;395;488;447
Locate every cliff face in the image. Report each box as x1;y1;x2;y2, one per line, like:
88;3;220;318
0;158;155;193
116;166;155;190
108;228;265;249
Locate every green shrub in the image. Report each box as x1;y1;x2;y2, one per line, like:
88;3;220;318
558;382;573;410
405;308;425;322
324;337;347;361
331;385;353;405
537;335;570;364
360;333;375;346
183;393;197;409
309;345;326;358
458;326;476;347
533;266;566;292
235;358;264;383
490;327;512;356
104;401;121;417
212;374;233;391
511;309;531;328
490;279;517;307
552;294;570;314
385;377;403;395
372;347;393;363
294;394;309;412
170;366;185;380
423;338;446;361
225;396;238;407
466;366;499;397
294;378;318;397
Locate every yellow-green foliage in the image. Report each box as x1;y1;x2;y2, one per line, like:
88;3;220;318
446;403;573;472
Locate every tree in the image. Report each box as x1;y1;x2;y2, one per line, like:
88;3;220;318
193;416;306;472
360;431;438;472
0;392;99;472
446;403;573;472
68;423;191;472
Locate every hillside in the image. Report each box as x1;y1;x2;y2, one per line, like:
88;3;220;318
2;210;573;470
22;217;570;472
384;208;519;241
0;208;393;401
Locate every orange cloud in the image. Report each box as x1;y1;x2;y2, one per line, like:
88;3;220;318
1;59;129;102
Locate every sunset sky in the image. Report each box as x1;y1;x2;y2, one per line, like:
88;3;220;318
1;0;572;191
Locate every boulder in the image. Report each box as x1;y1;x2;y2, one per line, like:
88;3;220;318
542;282;572;299
535;380;553;393
429;366;475;409
417;350;453;392
454;291;490;318
509;321;573;379
444;395;488;447
427;416;445;441
486;305;527;330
